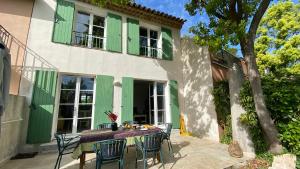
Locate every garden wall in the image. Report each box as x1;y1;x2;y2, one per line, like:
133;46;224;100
0;95;29;165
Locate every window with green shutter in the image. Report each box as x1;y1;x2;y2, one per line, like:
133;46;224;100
169;80;180;129
94;75;114;128
127;18;140;55
52;0;74;44
106;13;122;52
162;27;173;60
27;70;58;144
121;77;134;122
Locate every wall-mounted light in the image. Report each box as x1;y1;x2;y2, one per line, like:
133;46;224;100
113;80;122;87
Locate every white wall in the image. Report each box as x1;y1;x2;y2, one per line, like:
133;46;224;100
21;0;218;142
181;38;219;142
0;95;29;165
21;0;184;136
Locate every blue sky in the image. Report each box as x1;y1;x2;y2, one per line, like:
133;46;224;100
135;0;207;36
135;0;299;57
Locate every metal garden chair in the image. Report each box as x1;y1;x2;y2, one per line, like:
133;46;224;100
162;123;174;156
135;132;164;169
54;133;80;169
93;139;127;169
97;123;112;129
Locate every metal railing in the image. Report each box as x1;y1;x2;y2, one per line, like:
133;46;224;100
72;31;105;49
0;25;57;94
140;46;165;58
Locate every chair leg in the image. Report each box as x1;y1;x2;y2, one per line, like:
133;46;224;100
135;149;138;169
97;159;102;169
54;154;60;169
168;139;174;157
119;159;124;169
160;150;165;169
143;152;147;169
58;154;62;169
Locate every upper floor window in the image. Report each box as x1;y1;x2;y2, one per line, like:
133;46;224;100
139;27;158;58
73;11;105;49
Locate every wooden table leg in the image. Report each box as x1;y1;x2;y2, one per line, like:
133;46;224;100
79;152;86;169
157;152;161;162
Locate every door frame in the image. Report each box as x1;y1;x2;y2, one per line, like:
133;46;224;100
133;79;170;126
51;73;96;139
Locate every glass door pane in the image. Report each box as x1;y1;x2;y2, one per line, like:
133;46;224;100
57;75;94;134
148;82;166;126
57;75;76;133
77;77;94;132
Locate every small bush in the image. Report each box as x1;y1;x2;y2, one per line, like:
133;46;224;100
239;77;300;157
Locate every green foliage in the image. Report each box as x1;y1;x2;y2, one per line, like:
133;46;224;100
256;1;300;76
279;118;300;155
212;81;231;123
212;81;232;144
185;0;266;51
239;77;300;156
220;115;232;144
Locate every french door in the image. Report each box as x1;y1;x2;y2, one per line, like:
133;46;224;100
149;82;166;125
56;75;94;134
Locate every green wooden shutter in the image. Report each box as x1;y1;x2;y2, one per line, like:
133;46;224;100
94;75;114;128
127;18;140;55
52;0;74;44
162;27;173;60
27;70;58;144
121;77;133;122
169;80;180;129
106;13;122;52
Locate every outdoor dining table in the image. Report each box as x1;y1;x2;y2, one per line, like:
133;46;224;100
72;127;162;169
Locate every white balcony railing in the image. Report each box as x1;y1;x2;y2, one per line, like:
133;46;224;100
140;46;165;59
72;31;105;49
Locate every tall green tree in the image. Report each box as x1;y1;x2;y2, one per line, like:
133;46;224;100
185;0;283;153
255;1;300;77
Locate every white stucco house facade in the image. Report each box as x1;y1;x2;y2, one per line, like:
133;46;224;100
18;0;219;144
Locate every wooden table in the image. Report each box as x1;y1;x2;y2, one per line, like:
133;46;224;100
73;127;161;169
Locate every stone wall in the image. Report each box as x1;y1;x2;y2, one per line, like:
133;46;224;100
0;95;29;165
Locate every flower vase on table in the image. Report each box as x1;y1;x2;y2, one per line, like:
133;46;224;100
104;111;118;131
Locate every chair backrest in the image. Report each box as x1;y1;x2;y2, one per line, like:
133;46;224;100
94;139;127;160
165;123;173;137
142;132;163;152
54;133;65;152
97;123;112;129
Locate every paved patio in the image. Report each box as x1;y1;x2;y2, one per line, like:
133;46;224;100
0;134;249;169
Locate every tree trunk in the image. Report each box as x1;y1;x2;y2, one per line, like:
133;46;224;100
244;41;283;154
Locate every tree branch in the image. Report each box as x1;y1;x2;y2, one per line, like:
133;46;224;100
248;0;271;40
236;0;243;20
229;0;237;20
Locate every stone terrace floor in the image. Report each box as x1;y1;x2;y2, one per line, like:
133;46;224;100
0;134;250;169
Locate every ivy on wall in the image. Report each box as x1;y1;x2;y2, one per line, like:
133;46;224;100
212;81;232;144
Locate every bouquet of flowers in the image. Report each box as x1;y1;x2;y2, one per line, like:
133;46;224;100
104;111;118;122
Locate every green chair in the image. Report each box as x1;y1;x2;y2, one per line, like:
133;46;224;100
93;139;127;169
54;133;80;169
135;133;164;169
162;123;174;156
97;123;112;129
